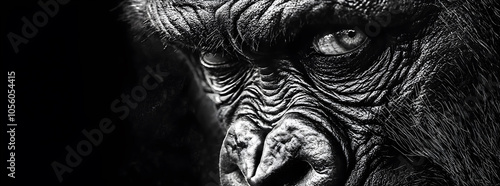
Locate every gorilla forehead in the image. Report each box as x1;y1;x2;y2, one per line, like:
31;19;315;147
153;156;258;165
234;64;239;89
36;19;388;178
141;0;429;50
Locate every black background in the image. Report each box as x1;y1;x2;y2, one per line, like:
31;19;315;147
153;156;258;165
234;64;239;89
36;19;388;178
1;0;167;185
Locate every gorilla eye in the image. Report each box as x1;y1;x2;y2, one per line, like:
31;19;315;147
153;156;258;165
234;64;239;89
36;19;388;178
313;27;367;55
201;52;229;68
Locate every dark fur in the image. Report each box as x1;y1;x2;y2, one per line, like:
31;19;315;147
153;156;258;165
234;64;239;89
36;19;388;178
377;0;500;185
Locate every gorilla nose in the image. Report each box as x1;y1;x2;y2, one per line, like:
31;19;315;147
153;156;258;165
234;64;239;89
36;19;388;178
220;115;346;186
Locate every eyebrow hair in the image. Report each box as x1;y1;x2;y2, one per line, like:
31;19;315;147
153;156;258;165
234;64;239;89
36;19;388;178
141;0;425;52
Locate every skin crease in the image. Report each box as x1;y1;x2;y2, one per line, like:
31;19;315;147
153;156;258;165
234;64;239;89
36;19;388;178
124;0;500;185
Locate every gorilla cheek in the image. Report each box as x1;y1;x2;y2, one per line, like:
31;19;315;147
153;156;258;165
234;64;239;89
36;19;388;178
219;113;346;186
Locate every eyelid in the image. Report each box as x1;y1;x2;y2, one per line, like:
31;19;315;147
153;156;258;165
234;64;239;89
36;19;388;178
200;52;230;68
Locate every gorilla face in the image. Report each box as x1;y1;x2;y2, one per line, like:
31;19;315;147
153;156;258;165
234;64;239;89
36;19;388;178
125;0;500;185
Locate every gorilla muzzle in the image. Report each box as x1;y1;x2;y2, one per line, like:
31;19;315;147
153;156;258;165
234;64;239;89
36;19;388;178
219;113;346;186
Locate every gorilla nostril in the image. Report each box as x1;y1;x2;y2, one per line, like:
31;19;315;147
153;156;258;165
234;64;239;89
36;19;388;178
237;141;248;148
220;119;269;185
247;160;311;186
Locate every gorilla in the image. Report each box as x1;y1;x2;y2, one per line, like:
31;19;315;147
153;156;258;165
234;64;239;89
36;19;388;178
123;0;500;185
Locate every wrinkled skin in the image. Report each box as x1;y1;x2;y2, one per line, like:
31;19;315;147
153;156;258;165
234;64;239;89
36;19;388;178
125;0;500;185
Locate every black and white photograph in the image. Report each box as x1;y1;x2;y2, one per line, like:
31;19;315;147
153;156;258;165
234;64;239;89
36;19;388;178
2;0;500;185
